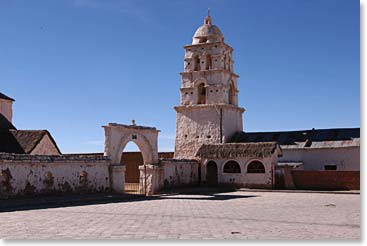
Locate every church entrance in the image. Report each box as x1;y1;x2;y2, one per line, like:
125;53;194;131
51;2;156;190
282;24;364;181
206;161;218;186
120;142;145;195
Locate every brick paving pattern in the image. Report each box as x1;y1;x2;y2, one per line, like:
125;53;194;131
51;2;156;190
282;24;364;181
0;191;360;240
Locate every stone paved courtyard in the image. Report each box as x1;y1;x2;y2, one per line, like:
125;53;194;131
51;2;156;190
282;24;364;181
0;190;360;240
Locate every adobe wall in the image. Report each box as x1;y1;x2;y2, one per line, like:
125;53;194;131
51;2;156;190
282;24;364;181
160;159;199;189
0;153;111;199
174;105;243;159
280;147;360;171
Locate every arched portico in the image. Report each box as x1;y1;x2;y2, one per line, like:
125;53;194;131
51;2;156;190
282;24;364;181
103;122;160;195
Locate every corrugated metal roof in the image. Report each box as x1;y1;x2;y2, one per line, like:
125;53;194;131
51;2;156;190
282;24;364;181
231;128;360;149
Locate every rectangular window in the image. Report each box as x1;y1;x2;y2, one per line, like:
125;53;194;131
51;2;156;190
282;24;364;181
324;165;337;170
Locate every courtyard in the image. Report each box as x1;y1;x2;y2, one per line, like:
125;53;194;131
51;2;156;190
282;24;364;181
0;190;360;240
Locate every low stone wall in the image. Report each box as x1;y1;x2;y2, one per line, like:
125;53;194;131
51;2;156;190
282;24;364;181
160;159;199;189
291;170;360;190
0;153;111;198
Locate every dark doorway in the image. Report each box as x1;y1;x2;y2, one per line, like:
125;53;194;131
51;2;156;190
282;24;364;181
274;168;285;189
206;161;218;186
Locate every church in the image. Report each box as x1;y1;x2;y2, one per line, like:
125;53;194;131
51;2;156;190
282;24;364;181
0;14;360;198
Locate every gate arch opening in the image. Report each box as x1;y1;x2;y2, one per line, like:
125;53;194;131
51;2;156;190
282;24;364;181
120;142;143;194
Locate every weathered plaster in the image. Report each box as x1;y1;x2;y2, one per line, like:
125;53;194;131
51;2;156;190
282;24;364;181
160;159;199;188
0;153;111;198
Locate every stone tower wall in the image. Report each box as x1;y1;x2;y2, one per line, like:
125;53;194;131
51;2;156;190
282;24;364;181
174;15;245;159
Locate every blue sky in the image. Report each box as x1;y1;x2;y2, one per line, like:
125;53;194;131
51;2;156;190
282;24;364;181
0;0;360;153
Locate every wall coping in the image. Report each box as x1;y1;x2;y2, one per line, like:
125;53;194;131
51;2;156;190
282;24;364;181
0;152;111;163
103;123;158;131
159;158;198;163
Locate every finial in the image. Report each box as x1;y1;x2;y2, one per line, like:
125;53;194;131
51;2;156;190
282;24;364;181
131;119;136;126
204;8;212;25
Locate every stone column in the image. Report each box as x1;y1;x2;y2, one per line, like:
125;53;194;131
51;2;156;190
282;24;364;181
139;164;164;196
109;164;126;193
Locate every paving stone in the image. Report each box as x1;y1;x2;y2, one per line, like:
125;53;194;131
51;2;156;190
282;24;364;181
0;191;360;240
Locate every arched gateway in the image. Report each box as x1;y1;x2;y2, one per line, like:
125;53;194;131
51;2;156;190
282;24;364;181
103;122;160;195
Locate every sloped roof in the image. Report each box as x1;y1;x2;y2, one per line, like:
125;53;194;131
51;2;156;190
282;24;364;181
0;129;61;154
0;92;15;101
0;113;16;130
196;142;280;159
230;128;360;149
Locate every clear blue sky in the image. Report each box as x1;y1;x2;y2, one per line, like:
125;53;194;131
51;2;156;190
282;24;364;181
0;0;359;153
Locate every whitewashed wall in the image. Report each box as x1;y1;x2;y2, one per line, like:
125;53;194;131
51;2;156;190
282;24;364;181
160;159;199;188
280;147;360;171
202;154;279;188
0;153;111;198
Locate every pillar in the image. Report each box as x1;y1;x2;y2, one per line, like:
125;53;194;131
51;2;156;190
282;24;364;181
109;164;126;193
139;164;164;196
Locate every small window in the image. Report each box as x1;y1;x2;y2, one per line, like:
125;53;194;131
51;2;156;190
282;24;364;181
324;165;337;170
199;38;207;44
223;161;241;173
247;161;265;173
194;55;200;71
197;83;206;104
132;135;137;139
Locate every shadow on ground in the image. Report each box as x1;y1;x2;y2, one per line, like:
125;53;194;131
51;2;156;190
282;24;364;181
0;187;258;213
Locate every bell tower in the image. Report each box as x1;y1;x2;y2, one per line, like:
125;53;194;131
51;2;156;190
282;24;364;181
174;13;245;159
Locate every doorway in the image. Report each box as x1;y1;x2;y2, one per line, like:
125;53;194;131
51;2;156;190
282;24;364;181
206;161;218;186
120;142;144;195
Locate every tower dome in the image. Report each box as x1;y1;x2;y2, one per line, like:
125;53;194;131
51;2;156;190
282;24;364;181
192;13;224;44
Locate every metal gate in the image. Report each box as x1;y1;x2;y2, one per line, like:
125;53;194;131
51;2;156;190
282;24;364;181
125;183;141;194
122;152;146;195
124;165;146;195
